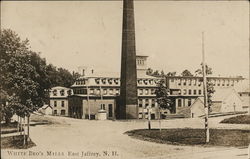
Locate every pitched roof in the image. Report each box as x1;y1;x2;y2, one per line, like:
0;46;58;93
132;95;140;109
234;79;249;93
211;87;237;101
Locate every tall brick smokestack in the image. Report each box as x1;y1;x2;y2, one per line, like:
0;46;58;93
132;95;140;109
118;0;138;119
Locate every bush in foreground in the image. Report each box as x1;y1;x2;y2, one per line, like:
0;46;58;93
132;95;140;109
220;115;250;124
1;135;36;149
126;128;250;147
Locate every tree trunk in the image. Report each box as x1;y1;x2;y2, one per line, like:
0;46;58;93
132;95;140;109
17;116;19;132
23;116;26;146
27;116;30;143
5;116;11;125
159;109;162;133
20;117;22;135
148;108;151;130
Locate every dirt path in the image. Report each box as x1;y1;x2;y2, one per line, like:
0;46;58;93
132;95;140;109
1;115;249;159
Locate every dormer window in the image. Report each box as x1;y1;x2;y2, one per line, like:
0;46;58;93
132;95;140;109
108;79;113;85
138;80;142;85
67;90;72;96
60;90;65;96
149;80;153;85
102;79;106;84
114;79;119;84
95;79;100;84
53;90;57;96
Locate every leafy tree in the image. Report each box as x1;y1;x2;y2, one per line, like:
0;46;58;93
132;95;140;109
155;79;172;132
0;29;40;123
152;70;160;77
146;68;153;75
160;70;165;77
181;69;193;77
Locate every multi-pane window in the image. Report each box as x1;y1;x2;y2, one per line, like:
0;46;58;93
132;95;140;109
60;90;65;96
188;89;192;95
103;89;107;95
199;90;202;95
145;89;149;95
151;99;155;107
95;79;100;84
67;90;72;96
193;90;197;95
54;101;57;107
138;99;143;107
61;110;65;115
151;89;155;95
183;80;186;86
96;89;100;95
108;79;113;85
61;101;64;107
109;89;113;95
145;99;149;107
188;99;192;106
183;89;187;95
116;89;119;94
139;89;143;95
178;99;182;107
101;104;105;110
138;113;143;119
53;90;57;96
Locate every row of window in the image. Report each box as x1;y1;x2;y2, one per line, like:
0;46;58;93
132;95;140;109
138;89;155;95
181;89;202;95
138;113;156;119
53;109;66;115
89;88;120;95
172;78;238;87
177;98;193;107
138;99;156;108
137;59;145;65
75;78;160;86
53;101;65;107
52;90;72;96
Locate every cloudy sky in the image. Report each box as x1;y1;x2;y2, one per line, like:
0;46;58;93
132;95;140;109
1;1;249;77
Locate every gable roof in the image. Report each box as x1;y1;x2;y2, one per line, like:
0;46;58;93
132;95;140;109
190;97;204;108
211;87;239;101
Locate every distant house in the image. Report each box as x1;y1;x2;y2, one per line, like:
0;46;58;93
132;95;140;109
187;88;243;118
190;97;205;118
49;86;73;116
235;79;250;112
211;88;243;113
38;105;53;115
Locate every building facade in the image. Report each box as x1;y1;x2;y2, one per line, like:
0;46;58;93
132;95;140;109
49;86;73;116
166;76;244;114
69;56;161;120
50;56;246;119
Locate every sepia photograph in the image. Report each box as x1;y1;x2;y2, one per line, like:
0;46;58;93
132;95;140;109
0;0;249;159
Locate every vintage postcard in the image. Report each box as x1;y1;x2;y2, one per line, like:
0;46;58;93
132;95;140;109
0;0;249;159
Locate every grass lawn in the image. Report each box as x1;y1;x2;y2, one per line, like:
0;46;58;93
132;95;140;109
126;128;250;147
220;115;250;124
1;135;36;149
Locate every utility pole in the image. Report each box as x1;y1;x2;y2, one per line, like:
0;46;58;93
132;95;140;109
86;79;90;120
202;32;209;143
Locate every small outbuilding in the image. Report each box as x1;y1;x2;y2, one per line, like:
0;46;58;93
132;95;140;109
211;88;243;113
190;97;205;118
38;105;53;115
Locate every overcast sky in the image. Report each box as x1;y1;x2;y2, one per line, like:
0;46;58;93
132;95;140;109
1;1;249;78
